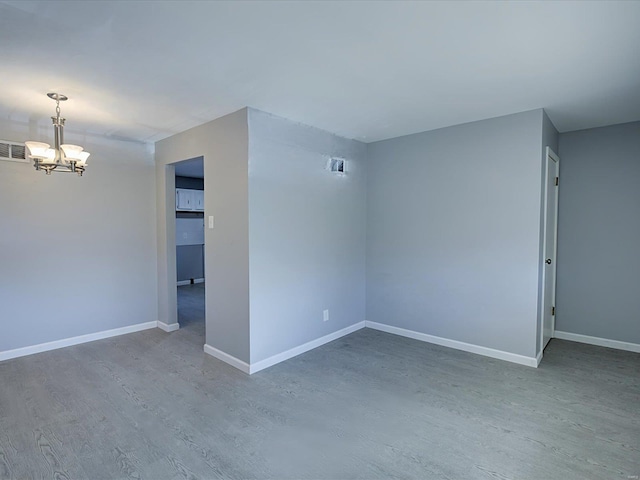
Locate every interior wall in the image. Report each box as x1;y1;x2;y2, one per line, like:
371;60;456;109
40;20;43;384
0;118;158;353
366;109;545;359
155;109;250;362
556;121;640;344
247;109;367;363
175;176;204;190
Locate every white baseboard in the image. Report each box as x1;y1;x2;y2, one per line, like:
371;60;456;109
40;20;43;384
203;321;366;375
177;278;205;287
157;321;180;332
203;344;250;374
0;321;158;363
536;350;543;367
554;331;640;353
365;321;539;368
249;321;366;374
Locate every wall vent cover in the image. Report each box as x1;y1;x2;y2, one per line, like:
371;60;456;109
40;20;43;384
0;140;28;163
329;157;346;174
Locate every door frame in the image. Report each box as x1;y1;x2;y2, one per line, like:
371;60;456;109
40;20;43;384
539;146;560;351
165;157;206;330
157;156;206;333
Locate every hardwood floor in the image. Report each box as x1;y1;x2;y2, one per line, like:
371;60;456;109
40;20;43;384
0;285;638;479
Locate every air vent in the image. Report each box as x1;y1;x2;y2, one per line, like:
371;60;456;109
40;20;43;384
0;140;28;163
328;157;346;174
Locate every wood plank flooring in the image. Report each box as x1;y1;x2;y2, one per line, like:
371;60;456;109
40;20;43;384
0;283;638;479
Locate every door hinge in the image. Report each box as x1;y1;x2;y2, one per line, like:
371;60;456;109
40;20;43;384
555;177;559;186
551;306;555;316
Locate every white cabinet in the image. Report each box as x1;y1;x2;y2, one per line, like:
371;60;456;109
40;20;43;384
176;189;193;210
194;190;204;211
176;188;204;212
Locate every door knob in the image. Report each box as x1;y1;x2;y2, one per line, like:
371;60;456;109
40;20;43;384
545;258;552;265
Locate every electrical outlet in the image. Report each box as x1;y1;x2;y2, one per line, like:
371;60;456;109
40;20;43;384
323;309;329;322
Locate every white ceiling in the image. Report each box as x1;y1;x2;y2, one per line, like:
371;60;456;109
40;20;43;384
1;0;639;145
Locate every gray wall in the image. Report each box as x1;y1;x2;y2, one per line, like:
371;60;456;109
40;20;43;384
536;111;560;353
0;118;158;353
366;109;546;358
556;121;640;344
175;176;204;190
248;109;367;363
155;109;250;362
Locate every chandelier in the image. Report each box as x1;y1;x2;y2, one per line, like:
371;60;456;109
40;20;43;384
25;93;90;176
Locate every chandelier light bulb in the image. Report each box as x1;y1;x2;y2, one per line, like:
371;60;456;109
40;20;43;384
24;141;50;159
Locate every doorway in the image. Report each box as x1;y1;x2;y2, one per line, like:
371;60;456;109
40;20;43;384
541;147;560;350
174;157;206;336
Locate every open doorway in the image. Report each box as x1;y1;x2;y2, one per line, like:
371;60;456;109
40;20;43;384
174;156;205;336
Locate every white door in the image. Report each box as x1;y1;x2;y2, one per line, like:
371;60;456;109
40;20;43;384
541;147;560;350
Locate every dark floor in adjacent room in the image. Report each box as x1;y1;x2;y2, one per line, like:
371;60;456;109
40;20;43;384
0;284;638;479
177;282;205;331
